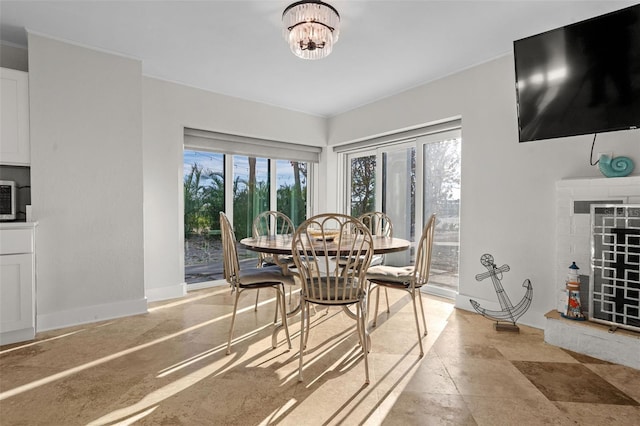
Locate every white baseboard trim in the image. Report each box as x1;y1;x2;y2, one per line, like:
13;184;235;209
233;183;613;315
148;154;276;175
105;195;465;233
423;285;456;300
36;297;148;332
145;282;187;302
186;279;227;291
0;327;35;345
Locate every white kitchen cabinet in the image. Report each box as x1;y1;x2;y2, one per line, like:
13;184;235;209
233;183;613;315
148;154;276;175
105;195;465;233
0;223;36;345
1;68;30;166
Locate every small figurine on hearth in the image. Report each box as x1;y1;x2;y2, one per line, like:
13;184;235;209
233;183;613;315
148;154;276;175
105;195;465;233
562;262;585;321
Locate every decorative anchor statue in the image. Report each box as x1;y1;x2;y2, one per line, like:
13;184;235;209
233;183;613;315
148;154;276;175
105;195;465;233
470;253;533;332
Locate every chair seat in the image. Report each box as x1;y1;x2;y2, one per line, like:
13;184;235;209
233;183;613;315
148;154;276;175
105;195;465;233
366;265;415;285
239;265;296;288
304;277;365;304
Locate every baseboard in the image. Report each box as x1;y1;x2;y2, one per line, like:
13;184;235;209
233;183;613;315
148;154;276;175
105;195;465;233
186;279;227;291
423;285;456;300
0;327;35;345
36;297;148;332
145;282;187;302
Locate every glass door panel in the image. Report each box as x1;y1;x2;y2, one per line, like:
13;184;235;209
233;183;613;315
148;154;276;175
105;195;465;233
349;154;376;217
381;145;415;266
422;135;461;297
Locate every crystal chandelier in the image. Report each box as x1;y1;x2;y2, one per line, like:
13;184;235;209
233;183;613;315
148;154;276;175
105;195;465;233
282;1;340;60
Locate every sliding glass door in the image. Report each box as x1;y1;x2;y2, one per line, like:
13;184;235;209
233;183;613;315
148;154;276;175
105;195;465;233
344;129;461;297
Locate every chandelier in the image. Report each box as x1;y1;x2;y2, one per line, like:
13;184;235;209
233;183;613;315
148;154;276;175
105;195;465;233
282;1;340;60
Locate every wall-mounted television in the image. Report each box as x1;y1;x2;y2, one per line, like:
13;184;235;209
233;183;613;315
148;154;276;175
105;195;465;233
514;4;640;142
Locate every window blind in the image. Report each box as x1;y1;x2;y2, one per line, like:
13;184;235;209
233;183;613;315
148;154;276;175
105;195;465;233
184;128;322;163
332;119;461;153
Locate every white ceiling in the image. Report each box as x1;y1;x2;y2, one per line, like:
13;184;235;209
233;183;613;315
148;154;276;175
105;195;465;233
1;1;637;117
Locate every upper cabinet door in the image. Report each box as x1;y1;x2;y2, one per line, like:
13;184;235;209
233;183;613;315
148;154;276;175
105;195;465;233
1;68;30;166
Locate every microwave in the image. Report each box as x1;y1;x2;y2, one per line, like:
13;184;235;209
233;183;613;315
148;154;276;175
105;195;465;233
0;180;17;221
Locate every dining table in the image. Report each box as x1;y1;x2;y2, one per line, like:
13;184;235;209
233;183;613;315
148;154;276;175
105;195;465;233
239;234;411;346
239;234;411;257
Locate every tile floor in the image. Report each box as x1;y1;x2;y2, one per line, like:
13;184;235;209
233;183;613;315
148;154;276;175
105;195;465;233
1;285;639;425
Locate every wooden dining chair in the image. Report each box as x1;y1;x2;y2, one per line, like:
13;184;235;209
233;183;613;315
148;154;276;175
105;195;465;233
292;213;374;384
251;210;298;312
219;212;294;355
365;214;436;356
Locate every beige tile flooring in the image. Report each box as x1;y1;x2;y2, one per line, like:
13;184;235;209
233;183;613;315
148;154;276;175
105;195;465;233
1;285;639;425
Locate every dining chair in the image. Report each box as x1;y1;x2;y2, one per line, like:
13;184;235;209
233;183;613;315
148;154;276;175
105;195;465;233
358;211;393;322
219;212;294;355
365;213;436;356
252;210;298;312
292;213;374;383
252;210;296;267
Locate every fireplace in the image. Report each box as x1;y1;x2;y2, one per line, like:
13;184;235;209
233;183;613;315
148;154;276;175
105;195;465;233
546;176;640;369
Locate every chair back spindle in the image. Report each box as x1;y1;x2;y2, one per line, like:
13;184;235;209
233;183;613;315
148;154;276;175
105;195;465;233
220;212;240;289
412;213;436;289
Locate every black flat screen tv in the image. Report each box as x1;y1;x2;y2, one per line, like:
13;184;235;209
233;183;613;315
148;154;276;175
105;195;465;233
514;4;640;142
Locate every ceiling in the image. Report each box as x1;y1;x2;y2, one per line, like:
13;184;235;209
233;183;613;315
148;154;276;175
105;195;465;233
0;1;637;117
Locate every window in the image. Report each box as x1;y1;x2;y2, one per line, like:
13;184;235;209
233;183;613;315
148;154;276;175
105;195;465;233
276;159;308;227
183;153;314;285
183;151;225;239
232;156;269;239
183;129;319;285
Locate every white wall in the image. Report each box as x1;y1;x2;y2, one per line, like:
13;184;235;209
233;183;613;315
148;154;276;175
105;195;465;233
28;34;146;330
142;77;326;302
22;34;640;333
328;54;640;329
24;33;327;332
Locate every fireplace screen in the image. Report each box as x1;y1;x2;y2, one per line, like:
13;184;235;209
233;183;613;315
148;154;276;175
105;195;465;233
590;205;640;332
